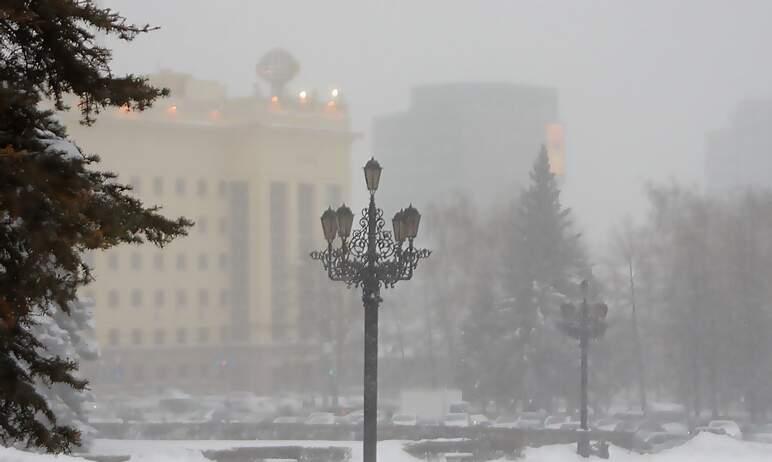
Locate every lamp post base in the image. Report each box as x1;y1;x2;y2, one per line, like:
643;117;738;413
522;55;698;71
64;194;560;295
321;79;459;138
577;433;590;458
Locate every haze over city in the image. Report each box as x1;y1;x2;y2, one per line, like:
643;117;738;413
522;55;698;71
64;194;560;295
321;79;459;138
106;0;772;243
3;2;772;462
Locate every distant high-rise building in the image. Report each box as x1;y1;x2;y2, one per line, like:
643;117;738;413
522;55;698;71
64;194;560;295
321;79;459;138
65;51;354;394
372;82;561;211
706;100;772;194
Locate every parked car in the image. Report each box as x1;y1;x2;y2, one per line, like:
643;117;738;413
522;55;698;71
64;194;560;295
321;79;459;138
418;417;442;427
209;406;233;424
492;415;519;429
305;412;336;425
545;415;570;429
661;421;690;436
593;418;622;431
470;414;490;427
516;411;545;429
560;421;582;431
693;425;726;436
392;413;418;426
343;410;364;426
637;432;688;453
449;402;471;414
340;409;387;426
615;419;664;434
444;413;471;427
708;420;742;438
272;416;302;424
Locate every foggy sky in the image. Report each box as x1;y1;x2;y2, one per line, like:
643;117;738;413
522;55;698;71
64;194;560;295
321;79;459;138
104;0;772;248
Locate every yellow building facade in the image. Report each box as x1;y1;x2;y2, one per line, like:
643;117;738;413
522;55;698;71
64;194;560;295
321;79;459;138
65;61;354;394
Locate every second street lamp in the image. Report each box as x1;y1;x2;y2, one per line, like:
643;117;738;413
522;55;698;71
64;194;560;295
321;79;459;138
558;280;609;458
310;157;430;462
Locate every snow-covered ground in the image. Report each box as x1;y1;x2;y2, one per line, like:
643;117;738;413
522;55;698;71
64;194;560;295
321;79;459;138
1;433;771;462
521;433;772;462
90;439;421;462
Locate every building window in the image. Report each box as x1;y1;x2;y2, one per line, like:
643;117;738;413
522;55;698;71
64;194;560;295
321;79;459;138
219;253;229;270
154;329;165;345
175;290;187;308
219;217;228;235
176;328;187;344
197;254;208;270
131;289;143;307
108;253;118;270
134;365;145;381
129;176;141;194
153;177;163;195
219;289;230;307
197;179;207;196
175;178;186;195
108;290;119;308
153;253;164;270
178;364;189;379
197;327;209;344
154;290;165;307
131;252;142;270
218;180;227;196
176;254;187;270
197;217;208;234
198;289;209;307
156;365;167;380
131;329;143;345
108;329;120;346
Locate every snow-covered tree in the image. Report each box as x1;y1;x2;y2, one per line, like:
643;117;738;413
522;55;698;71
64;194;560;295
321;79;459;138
0;1;191;452
507;146;591;411
30;299;99;450
457;147;591;412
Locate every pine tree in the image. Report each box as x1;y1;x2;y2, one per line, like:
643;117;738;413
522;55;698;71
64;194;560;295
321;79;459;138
0;1;191;452
457;148;589;412
31;299;98;451
511;146;589;411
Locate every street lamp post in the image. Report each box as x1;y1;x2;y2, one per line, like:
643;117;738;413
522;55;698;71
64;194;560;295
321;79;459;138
311;158;430;462
558;280;608;458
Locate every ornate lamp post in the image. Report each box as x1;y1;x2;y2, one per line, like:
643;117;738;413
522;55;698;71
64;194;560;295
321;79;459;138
558;280;608;458
311;158;430;462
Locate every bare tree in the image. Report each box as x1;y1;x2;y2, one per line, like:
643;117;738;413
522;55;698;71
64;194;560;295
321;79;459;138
611;217;648;414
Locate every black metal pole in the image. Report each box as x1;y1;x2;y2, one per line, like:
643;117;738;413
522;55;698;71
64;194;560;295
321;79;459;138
362;193;380;462
579;281;590;457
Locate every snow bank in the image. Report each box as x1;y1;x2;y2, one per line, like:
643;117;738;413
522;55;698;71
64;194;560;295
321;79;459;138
0;447;88;462
5;434;771;462
92;439;418;462
648;433;772;462
523;433;772;462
